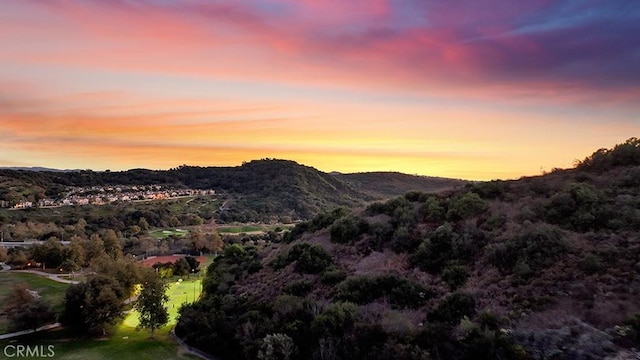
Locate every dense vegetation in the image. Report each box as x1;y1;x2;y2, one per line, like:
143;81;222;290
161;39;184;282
0;159;462;223
175;139;640;360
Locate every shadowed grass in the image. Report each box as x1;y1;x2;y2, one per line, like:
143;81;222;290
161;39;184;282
0;272;69;334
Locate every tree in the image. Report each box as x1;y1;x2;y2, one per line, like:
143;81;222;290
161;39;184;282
441;264;470;291
60;275;127;334
173;258;190;276
90;256;141;296
102;229;123;260
3;284;34;313
258;333;296;360
135;272;169;338
189;230;206;252
7;292;55;332
138;217;150;231
0;246;7;262
6;248;28;267
330;216;368;244
185;256;200;273
447;192;488;220
84;234;105;265
205;232;224;253
60;258;80;275
66;235;86;267
30;237;65;269
428;293;476;325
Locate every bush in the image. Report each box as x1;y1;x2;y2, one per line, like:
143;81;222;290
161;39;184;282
295;245;333;274
418;197;446;223
488;224;569;274
390;225;422;253
321;268;347;285
367;222;394;251
447;192;488;220
366;197;412;216
410;223;458;273
284;280;314;296
272;243;333;274
577;137;640;171
480;213;507;231
469;181;508;200
283;208;349;243
310;208;350;230
311;302;358;337
428;293;476;325
330;216;369;244
334;275;432;309
545;183;601;231
577;253;603;275
441;264;470;290
404;191;430;203
257;333;296;360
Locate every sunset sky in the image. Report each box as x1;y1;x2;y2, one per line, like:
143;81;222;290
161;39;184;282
1;0;638;180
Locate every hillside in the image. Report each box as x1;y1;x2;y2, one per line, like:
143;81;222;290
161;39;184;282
335;171;466;198
175;138;640;360
0;160;463;222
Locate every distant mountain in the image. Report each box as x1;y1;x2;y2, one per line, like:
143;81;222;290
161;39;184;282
0;166;80;172
0;159;465;222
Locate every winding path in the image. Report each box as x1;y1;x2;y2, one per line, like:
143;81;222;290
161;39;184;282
11;269;80;284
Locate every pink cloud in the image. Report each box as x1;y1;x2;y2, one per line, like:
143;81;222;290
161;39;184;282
1;0;638;108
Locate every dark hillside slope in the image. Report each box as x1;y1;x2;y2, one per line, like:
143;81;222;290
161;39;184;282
170;160;370;221
335;171;466;198
176;138;640;360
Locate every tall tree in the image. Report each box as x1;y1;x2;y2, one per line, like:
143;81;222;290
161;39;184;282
102;229;123;260
185;256;200;273
60;275;126;335
135;272;169;338
206;232;224;254
66;235;86;267
173;257;190;276
84;234;105;265
90;256;141;297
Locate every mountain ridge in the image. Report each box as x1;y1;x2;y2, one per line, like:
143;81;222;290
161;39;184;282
0;159;465;222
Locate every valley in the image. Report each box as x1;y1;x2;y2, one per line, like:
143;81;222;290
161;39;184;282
1;139;640;360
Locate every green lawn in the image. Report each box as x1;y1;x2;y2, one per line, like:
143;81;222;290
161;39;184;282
125;278;203;329
0;272;69;333
149;229;190;239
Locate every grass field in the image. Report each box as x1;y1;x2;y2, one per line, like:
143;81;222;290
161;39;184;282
0;272;69;334
0;277;204;359
149;229;190;239
125;277;203;328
